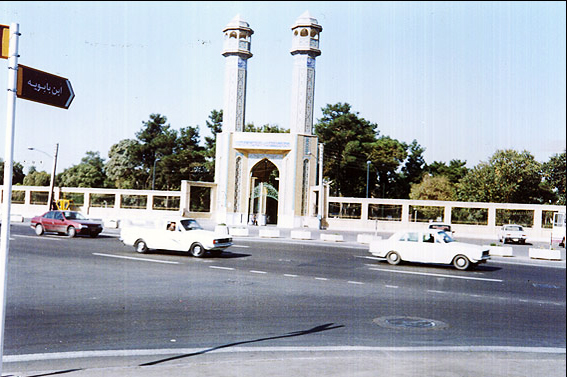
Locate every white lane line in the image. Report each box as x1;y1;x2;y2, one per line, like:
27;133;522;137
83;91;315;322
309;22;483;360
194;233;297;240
209;266;235;271
92;253;180;265
314;277;328;281
284;274;298;278
5;346;564;362
348;281;364;285
368;268;503;282
250;270;267;274
14;234;65;241
230;245;250;248
427;290;447;294
385;285;399;289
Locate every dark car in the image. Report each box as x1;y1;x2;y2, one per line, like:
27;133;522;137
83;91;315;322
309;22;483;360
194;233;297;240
31;210;103;238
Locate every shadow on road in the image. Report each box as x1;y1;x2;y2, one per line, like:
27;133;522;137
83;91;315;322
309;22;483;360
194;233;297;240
139;323;344;367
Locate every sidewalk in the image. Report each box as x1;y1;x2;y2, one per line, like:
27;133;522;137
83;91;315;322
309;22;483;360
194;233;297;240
5;348;566;377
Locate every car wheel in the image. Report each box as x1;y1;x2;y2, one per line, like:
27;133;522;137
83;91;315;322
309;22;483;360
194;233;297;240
386;251;401;265
35;224;44;236
66;226;76;238
453;254;470;270
190;243;206;258
135;240;148;254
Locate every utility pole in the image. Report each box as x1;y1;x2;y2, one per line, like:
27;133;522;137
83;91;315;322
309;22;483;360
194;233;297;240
318;143;324;230
47;143;58;210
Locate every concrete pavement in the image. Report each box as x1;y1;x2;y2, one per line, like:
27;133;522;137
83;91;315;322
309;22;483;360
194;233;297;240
4;348;566;377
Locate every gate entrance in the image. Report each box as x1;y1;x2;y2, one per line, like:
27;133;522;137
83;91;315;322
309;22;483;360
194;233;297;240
249;159;279;225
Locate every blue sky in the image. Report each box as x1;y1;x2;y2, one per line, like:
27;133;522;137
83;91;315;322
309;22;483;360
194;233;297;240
1;1;565;174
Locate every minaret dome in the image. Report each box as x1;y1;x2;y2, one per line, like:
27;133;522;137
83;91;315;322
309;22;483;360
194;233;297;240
290;11;322;57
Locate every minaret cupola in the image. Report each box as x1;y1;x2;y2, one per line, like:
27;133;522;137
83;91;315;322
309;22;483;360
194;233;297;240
290;10;322;57
223;14;254;59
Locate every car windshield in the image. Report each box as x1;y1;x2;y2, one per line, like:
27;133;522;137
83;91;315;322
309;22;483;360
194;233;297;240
180;219;203;231
63;211;87;220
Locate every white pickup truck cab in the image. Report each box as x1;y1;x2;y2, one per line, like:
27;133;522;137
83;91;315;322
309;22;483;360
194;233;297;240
120;217;232;257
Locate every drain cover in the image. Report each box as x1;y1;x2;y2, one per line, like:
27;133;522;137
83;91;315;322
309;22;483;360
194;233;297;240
373;316;448;330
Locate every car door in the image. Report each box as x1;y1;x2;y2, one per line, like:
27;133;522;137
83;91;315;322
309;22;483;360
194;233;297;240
416;231;438;263
41;211;55;232
399;232;420;262
53;211;66;233
159;222;184;251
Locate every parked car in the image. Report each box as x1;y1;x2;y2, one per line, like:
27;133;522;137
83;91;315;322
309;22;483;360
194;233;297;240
498;224;527;244
31;210;104;238
119;217;233;257
369;229;490;270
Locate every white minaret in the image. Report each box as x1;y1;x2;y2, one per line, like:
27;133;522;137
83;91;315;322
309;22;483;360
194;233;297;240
289;11;322;135
222;14;253;132
215;15;253;224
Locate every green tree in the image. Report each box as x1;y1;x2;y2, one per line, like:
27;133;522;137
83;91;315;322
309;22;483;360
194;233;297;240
23;168;51;186
0;160;25;185
132;113;178;188
394;140;427;199
542;150;566;205
203;110;223;181
157;125;206;190
57;151;108;188
315;103;378;197
244;123;289;133
427;159;469;184
106;139;142;189
367;136;407;198
457;149;554;204
410;175;456;201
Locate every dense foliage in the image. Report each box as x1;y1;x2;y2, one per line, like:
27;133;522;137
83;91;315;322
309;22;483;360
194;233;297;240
9;103;565;205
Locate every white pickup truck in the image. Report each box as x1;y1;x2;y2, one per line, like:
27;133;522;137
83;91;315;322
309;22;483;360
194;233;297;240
120;217;232;257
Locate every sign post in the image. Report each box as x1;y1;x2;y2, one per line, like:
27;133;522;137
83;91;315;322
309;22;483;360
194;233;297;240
0;22;19;377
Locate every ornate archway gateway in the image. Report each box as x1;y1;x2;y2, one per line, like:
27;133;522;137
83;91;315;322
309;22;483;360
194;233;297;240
213;12;323;228
249;159;279;225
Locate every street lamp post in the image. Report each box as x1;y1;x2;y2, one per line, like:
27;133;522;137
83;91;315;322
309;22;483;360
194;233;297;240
366;161;371;198
28;143;58;210
152;156;161;191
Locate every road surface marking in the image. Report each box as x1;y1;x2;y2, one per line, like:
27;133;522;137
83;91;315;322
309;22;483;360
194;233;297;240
209;266;235;271
368;267;503;282
385;285;399;289
348;281;364;285
315;277;328;281
231;245;250;248
427;290;447;294
92;253;180;265
5;346;565;362
284;274;298;277
250;270;267;274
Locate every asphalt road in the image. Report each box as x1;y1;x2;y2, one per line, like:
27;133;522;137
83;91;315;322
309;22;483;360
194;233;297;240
2;223;565;375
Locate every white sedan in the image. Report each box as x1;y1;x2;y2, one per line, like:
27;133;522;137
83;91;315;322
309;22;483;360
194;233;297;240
498;224;527;244
369;229;490;270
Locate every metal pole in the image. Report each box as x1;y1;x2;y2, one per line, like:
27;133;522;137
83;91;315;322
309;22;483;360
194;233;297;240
0;22;20;376
366;161;370;198
318;143;324;230
47;143;58;210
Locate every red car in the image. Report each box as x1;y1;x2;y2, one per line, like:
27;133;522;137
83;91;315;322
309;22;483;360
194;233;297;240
31;210;103;238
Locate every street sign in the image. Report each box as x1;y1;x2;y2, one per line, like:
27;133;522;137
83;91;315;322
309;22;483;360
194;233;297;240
16;64;75;109
0;24;8;59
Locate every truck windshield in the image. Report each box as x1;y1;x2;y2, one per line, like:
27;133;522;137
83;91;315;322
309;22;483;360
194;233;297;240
180;219;203;231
